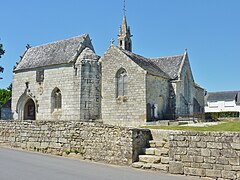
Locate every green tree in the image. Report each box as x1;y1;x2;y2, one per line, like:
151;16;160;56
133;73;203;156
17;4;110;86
7;83;12;92
0;89;11;108
0;41;5;79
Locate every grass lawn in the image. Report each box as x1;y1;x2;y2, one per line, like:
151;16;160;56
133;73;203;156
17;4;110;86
143;121;240;132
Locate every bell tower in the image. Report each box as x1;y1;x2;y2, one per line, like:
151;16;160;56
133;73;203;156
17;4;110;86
118;0;132;52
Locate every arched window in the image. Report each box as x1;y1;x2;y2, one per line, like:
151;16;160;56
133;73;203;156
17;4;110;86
116;68;128;97
52;88;62;111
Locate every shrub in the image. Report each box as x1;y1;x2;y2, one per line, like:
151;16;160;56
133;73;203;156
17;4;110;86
205;111;239;120
64;150;71;155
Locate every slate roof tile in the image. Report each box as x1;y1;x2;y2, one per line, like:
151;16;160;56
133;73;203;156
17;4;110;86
14;34;92;71
1;98;11;108
206;91;240;102
150;55;184;79
120;48;184;79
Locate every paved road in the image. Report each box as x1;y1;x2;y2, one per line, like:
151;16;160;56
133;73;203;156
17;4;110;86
0;147;195;180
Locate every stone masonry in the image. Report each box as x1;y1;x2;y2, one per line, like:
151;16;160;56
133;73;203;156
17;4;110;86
132;129;240;180
12;35;101;122
132;130;171;171
101;45;147;127
0;120;151;166
11;16;204;126
146;74;169;120
12;65;81;121
1;121;240;179
169;131;240;179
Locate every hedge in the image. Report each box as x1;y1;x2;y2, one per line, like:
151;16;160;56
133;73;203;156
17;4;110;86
205;111;240;120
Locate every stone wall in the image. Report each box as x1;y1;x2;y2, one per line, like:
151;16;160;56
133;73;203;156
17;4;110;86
146;74;169;120
12;45;100;122
12;64;81;121
0;120;151;166
101;45;147;127
194;85;205;112
75;47;101;120
2;121;240;179
169;131;240;179
177;56;195;115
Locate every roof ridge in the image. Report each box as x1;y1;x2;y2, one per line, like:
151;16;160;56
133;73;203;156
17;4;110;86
121;48;184;60
121;48;147;59
149;54;184;60
209;90;240;93
120;48;170;79
29;34;88;49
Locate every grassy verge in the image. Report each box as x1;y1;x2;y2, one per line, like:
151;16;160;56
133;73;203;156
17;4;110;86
142;121;240;132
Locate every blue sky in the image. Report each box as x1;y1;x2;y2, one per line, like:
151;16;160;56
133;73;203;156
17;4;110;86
1;0;239;92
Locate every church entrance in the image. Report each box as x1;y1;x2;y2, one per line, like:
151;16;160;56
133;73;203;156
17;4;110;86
24;99;36;120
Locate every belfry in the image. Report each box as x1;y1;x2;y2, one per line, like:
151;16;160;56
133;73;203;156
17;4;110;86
118;1;132;52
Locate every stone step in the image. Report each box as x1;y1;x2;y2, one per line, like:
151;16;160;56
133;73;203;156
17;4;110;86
132;162;169;172
132;162;144;168
142;147;156;155
151;163;169;171
160;157;170;164
155;148;169;156
149;140;168;148
139;155;161;163
132;162;153;169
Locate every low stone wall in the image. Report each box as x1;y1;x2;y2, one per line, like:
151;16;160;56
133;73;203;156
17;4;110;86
0;120;151;166
3;120;239;179
169;131;240;179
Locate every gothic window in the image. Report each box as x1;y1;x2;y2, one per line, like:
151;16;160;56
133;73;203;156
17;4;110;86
116;68;128;97
52;88;62;111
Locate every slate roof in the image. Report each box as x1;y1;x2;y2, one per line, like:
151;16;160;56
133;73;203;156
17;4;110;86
206;91;240;105
1;98;11;109
150;55;184;79
120;48;184;79
14;34;93;71
195;83;204;90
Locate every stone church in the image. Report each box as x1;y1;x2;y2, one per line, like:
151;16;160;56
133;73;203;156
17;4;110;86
12;15;204;127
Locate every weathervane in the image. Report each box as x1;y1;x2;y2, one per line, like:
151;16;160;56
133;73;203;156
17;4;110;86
123;0;126;16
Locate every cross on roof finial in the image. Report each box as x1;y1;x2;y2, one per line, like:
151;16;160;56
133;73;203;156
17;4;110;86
110;38;115;45
123;0;126;16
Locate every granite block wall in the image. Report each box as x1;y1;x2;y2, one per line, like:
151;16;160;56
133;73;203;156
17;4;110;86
101;45;147;127
12;65;81;121
172;55;195;116
146;74;169;120
169;131;240;179
0;120;151;166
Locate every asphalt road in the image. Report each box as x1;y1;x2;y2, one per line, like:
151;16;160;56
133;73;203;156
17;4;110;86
0;147;195;180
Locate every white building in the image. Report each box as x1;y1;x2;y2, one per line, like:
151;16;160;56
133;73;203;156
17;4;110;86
205;91;240;113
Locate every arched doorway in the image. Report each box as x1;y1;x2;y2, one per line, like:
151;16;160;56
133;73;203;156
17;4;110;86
24;99;36;120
